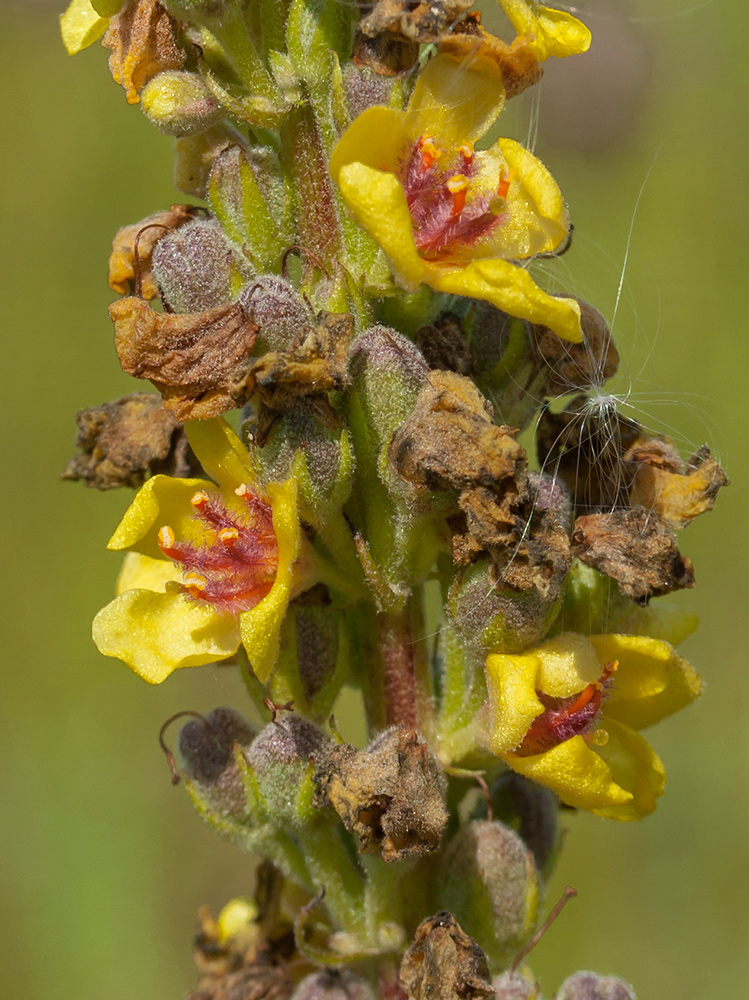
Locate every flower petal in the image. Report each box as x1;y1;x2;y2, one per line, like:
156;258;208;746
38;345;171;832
116;552;180;594
239;478;301;683
507;735;633;811
534;633;603;697
614;604;699;648
330;106;410;180
92;589;241;684
184;417;259;493
107;475;216;558
60;0;108;55
485;653;545;754
336;162;426;290
498;1;592;60
590;634;702;731
404;53;506;147
591;718;666;820
424;257;583;342
497;138;569;256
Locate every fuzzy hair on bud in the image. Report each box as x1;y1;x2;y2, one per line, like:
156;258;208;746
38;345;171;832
556;973;637;1000
178;708;256;822
141;70;223;137
152;218;235;314
238;277;313;353
290;969;376;1000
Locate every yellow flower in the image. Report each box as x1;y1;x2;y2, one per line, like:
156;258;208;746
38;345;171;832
498;1;592;61
485;632;702;819
60;0;109;55
92;418;301;685
330;53;582;342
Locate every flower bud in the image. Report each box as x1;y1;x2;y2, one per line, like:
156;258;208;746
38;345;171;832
238;277;313;353
490;773;560;879
178;708;256;822
248;715;330;825
435;820;541;968
92;0;123;14
556;972;637;1000
173;124;246;198
141;70;223;137
493;969;542;1000
151;218;236;314
208;145;286;271
342;62;395;120
291;970;376;1000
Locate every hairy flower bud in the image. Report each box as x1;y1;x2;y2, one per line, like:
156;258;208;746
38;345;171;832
178;708;256;822
491;773;560;879
238;277;313;353
248;715;330;824
151;218;236;313
556;972;637;1000
342;62;395;120
291;969;376;1000
141;70;223;136
435;820;541;968
493;970;541;1000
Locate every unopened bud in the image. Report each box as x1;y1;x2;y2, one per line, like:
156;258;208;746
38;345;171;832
141;70;223;137
491;773;561;879
291;969;376;1000
556;972;637;1000
151;218;235;313
178;708;255;821
493;969;542;1000
239;277;313;352
173;124;245;198
248;715;330;824
92;0;124;14
436;820;541;968
342;63;395;120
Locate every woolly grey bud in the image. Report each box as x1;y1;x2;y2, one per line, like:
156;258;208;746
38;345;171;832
152;218;234;313
556;973;637;1000
239;277;313;352
290;969;376;1000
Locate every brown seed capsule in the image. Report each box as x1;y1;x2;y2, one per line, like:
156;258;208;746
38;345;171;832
399;910;494;1000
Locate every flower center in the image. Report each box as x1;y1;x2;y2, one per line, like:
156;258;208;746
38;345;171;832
157;484;279;616
514;662;617;757
398;136;511;260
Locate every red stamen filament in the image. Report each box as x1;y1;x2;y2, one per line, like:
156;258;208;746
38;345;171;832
157;485;279;616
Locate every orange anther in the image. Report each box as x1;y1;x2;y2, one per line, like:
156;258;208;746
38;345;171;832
158;525;176;552
420;137;441;169
497;168;514;200
458;141;474;164
191;490;211;509
219;527;239;546
183;572;207;596
235;483;251;498
446;174;469;216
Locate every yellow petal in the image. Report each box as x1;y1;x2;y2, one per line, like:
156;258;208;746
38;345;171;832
330;106;411;181
507;735;633;811
614;604;699;648
590;719;666;820
60;0;108;55
336;162;426;290
485;653;545;754
116;552;180;594
107;475;215;558
239;478;301;684
184;417;259;493
405;53;506;147
424;258;583;342
498;1;591;60
497;138;569;256
590;634;702;731
92;589;240;684
534;633;602;697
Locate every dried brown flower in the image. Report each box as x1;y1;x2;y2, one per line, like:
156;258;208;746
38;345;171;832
530;299;619;398
110;296;259;420
61;392;198;489
571;507;695;603
313;726;448;862
399;911;494;1000
627;441;728;531
103;0;185;105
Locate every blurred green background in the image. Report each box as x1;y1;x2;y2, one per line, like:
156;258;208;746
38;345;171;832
1;1;747;997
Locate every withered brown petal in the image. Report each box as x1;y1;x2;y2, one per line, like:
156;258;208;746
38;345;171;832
628;442;728;531
571;507;695;603
108;204;197;300
61;392;198;489
399;911;494;1000
110;296;258;421
313;727;448;862
103;0;185;105
390;370;525;491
